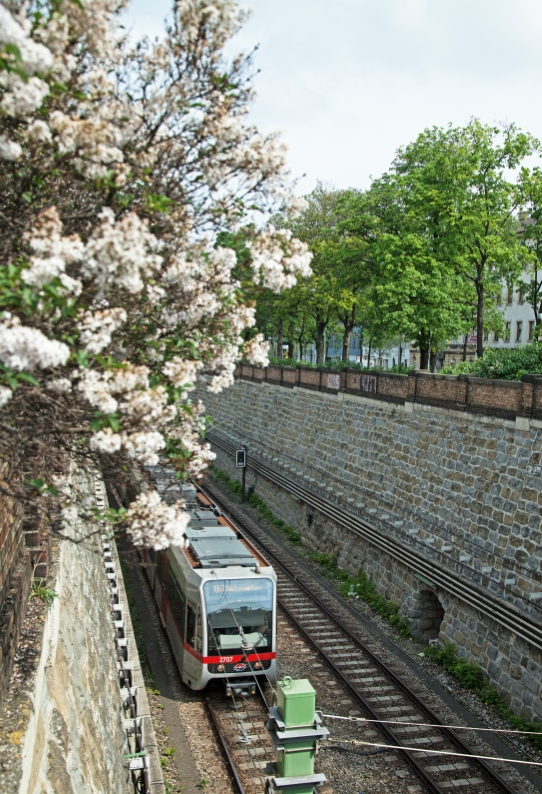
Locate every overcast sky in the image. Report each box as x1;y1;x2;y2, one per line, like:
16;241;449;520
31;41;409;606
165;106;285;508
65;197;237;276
124;0;542;194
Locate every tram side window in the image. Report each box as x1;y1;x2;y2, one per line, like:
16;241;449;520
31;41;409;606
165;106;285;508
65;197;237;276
186;604;196;647
167;573;186;636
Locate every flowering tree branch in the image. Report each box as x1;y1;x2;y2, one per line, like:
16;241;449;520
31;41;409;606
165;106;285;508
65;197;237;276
0;0;312;548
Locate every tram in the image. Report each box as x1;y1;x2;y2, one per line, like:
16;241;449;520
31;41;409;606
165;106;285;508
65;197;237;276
144;483;277;693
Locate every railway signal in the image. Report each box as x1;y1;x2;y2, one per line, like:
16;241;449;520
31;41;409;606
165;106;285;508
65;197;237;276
236;447;247;502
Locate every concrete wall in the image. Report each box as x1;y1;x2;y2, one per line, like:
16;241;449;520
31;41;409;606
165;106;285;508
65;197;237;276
12;473;132;794
202;377;542;722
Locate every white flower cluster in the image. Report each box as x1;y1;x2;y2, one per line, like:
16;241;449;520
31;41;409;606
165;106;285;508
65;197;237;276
124;490;189;550
169;402;216;478
0;386;12;408
83;209;163;294
243;334;270;368
80;365;176;465
0;5;54;159
22;207;84;295
0;314;70;371
49;111;125;179
249;226;313;292
78;307;127;354
162;357;201;391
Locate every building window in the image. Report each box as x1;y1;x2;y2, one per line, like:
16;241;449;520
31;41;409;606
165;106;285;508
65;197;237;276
529;321;535;341
505;322;511;341
507;287;513;305
516;321;523;343
494;330;499;342
496;290;502;306
519;287;526;305
483;330;489;342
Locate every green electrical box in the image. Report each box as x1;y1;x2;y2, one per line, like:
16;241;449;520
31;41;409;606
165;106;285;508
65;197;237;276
276;677;316;728
276;741;316;777
267;676;328;794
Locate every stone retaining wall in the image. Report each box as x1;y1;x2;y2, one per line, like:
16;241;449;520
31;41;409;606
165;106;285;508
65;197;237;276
201;376;542;722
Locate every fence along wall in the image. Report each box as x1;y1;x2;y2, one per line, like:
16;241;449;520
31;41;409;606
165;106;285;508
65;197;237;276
200;370;542;722
238;363;542;421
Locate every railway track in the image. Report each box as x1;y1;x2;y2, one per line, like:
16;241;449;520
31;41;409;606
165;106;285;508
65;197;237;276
199;478;536;794
202;684;275;794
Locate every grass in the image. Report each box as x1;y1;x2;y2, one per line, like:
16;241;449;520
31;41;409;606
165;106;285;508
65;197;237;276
29;578;58;607
424;642;542;750
340;568;411;637
211;467;302;544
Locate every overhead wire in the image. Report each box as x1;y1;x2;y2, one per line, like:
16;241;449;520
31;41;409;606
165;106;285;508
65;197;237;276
327;738;542;767
320;712;542;737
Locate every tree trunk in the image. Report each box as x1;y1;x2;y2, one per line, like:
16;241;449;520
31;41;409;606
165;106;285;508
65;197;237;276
315;321;327;365
288;340;294;360
367;337;372;367
430;350;437;372
462;334;468;361
398;338;402;367
419;347;429;370
342;327;353;363
276;319;283;360
340;306;356;363
476;281;484;358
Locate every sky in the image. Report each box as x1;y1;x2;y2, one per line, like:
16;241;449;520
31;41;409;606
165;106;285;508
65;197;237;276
124;0;542;194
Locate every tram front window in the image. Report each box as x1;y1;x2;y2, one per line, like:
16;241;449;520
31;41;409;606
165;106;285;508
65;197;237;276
203;578;274;654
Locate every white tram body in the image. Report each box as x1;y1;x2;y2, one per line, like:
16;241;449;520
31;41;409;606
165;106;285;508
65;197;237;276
144;484;277;691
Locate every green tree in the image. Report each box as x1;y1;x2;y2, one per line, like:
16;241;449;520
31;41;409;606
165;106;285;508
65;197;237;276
518;168;542;335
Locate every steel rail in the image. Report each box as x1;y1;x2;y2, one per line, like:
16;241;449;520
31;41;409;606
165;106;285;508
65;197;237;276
208;433;542;652
199;479;520;794
203;695;247;794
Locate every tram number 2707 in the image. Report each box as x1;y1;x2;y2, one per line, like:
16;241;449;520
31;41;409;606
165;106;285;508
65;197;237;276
219;656;234;663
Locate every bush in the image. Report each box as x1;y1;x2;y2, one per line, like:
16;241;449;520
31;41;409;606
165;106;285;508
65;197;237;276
340;569;411;637
266;358;409;374
210;468;301;544
425;642;542;750
440;343;542;380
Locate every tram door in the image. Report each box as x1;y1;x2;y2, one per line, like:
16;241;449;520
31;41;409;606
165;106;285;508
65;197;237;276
184;600;201;682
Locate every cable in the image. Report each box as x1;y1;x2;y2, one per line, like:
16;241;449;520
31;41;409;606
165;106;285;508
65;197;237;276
337;739;542;767
319;712;542;737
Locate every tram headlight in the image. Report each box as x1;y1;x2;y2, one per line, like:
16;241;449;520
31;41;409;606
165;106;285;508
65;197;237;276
217;664;225;673
254;662;262;670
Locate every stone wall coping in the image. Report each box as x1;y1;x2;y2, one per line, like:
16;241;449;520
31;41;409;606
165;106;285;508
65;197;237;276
235;364;541;421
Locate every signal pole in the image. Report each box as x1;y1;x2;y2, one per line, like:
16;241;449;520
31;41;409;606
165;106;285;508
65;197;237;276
235;446;248;502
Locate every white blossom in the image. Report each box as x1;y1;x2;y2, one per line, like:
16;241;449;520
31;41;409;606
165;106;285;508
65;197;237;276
90;427;122;454
0;73;49;117
122;430;165;466
0;317;70;371
243;334;270;367
0;386;12;408
22;207;84;294
0;135;22;161
47;378;72;393
26;120;52;143
82;208;163;294
124;491;189;550
162;357;201;389
78;307;127;354
249;226;313;292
